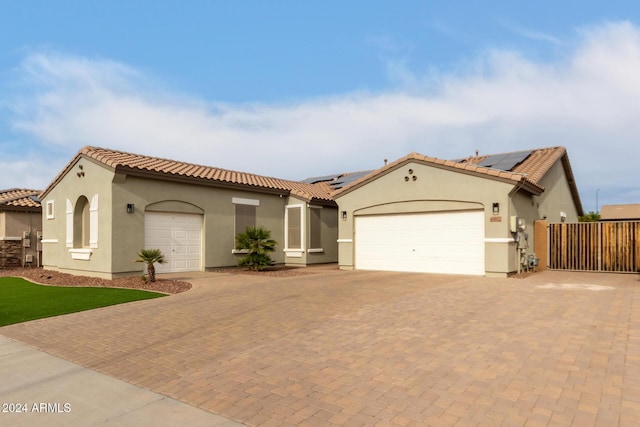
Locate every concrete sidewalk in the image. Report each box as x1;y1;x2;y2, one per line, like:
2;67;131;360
0;336;244;427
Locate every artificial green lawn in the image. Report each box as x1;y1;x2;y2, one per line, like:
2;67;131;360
0;277;165;327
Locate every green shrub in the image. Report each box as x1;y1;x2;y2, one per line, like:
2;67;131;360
235;226;277;271
134;248;165;282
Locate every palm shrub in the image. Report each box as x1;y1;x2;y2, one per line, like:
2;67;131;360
235;226;277;271
135;248;165;282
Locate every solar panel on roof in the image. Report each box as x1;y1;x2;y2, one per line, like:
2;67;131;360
477;150;532;171
302;170;374;188
300;174;343;184
330;170;374;189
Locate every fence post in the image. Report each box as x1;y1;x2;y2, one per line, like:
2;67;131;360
598;222;602;271
534;220;548;271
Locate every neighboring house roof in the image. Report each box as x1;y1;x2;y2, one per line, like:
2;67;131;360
0;188;41;211
600;204;640;221
333;146;584;215
41;146;336;204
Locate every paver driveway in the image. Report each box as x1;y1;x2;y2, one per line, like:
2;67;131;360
2;268;639;426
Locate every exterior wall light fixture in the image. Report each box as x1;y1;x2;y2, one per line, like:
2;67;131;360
127;203;135;214
492;202;500;215
341;211;347;220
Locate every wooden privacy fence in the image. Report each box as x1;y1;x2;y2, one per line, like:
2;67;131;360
548;221;640;272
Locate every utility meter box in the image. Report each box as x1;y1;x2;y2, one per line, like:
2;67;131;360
510;216;526;233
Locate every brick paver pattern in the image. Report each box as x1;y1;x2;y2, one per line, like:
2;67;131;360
2;268;639;426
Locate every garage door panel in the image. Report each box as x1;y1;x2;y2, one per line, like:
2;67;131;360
154;229;172;238
355;211;484;275
145;212;202;274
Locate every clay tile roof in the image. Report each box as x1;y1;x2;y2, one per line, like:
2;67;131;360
0;188;42;209
600;204;640;220
510;147;566;184
42;146;334;203
41;145;579;214
458;146;567;185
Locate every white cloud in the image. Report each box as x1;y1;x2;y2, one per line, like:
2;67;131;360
5;21;640;207
0;154;62;190
503;23;564;45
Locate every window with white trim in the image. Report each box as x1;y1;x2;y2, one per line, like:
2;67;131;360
68;194;98;250
309;206;322;250
46;200;55;219
285;205;303;250
73;196;91;248
232;197;259;236
235;204;256;235
232;197;259;253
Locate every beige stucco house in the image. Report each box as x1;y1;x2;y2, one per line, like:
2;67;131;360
40;146;338;279
0;189;42;268
332;147;582;277
40;145;582;279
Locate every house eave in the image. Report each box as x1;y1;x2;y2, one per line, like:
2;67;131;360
560;153;584;216
308;198;338;208
115;165;292;197
334;157;543;199
0;205;42;213
508;179;544;197
40;153;89;199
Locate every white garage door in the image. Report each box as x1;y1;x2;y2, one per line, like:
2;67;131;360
355;210;485;275
144;212;202;274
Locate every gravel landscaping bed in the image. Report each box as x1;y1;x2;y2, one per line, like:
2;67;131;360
0;268;191;294
210;265;320;277
0;264;334;294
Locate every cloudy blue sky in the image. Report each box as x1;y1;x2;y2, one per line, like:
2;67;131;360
1;1;639;212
